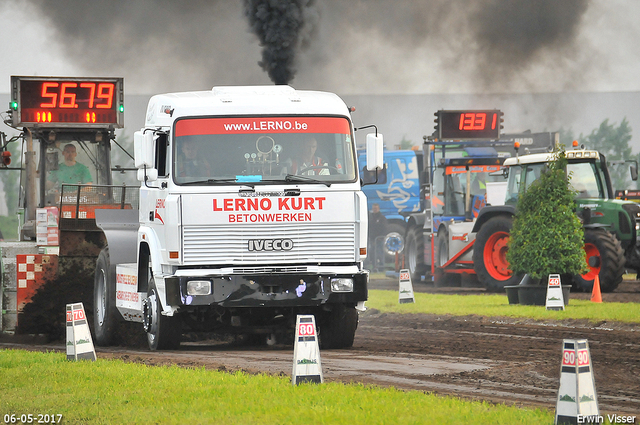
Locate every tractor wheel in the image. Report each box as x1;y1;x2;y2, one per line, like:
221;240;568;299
405;226;427;283
93;247;118;346
473;216;523;292
573;229;625;293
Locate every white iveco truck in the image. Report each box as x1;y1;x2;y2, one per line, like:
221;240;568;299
94;85;382;350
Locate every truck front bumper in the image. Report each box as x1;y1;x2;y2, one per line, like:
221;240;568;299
164;269;368;308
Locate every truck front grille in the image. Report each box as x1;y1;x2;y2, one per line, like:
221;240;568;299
183;222;356;265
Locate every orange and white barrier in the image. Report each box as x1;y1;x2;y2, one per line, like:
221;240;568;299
66;303;96;361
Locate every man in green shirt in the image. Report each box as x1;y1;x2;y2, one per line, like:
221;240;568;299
48;144;93;186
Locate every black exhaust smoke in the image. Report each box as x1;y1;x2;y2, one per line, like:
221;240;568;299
243;0;317;85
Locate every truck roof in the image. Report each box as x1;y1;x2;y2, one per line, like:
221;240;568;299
145;85;351;127
503;149;600;166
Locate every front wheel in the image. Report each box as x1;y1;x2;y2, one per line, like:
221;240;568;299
435;227;460;287
143;279;181;350
406;226;427;283
473;216;523;292
573;229;625;292
94;248;118;346
319;305;358;349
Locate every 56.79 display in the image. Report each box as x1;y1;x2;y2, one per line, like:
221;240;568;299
10;76;124;128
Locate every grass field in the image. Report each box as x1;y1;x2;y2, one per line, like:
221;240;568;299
3;282;636;423
0;349;553;425
366;289;640;323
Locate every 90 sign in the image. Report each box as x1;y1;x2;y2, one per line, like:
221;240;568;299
10;76;124;128
436;110;502;140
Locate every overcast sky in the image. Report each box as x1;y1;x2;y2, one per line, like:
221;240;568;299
1;0;639;96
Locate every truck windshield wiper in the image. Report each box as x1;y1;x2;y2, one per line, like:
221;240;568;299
181;178;250;186
284;174;331;187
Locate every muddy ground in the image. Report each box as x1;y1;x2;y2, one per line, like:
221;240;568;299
2;278;639;417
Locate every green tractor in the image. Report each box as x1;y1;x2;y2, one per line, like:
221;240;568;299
472;146;640;292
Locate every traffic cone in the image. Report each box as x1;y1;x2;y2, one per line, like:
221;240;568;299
590;275;602;303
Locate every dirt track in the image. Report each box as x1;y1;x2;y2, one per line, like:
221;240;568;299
2;278;639;417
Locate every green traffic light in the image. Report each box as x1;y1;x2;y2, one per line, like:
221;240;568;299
119;104;124;113
10;101;18;111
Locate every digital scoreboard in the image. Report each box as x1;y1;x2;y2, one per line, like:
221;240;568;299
10;76;124;128
436;110;502;140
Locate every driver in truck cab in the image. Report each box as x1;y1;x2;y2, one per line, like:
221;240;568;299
177;139;211;178
286;136;329;176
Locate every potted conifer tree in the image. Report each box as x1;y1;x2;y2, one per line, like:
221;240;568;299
505;148;587;305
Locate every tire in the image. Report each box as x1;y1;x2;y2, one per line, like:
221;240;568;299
143;278;181;350
436;227;449;267
94;247;118;346
405;226;427;282
434;227;460;287
473;216;523;292
573;229;625;293
319;305;358;349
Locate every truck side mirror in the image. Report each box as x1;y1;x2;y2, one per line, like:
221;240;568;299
361;164;387;185
631;163;638;181
366;133;384;171
134;130;158;182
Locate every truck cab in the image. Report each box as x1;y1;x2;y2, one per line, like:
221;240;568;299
95;85;383;350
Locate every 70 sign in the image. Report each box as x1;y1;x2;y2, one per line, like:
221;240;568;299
66;308;86;322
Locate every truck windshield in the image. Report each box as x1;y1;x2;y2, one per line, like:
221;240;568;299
172;116;356;185
433;165;504;216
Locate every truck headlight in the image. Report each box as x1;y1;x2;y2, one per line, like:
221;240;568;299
187;280;211;296
331;278;354;292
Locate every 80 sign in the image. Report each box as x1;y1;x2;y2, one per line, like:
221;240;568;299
298;323;316;336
